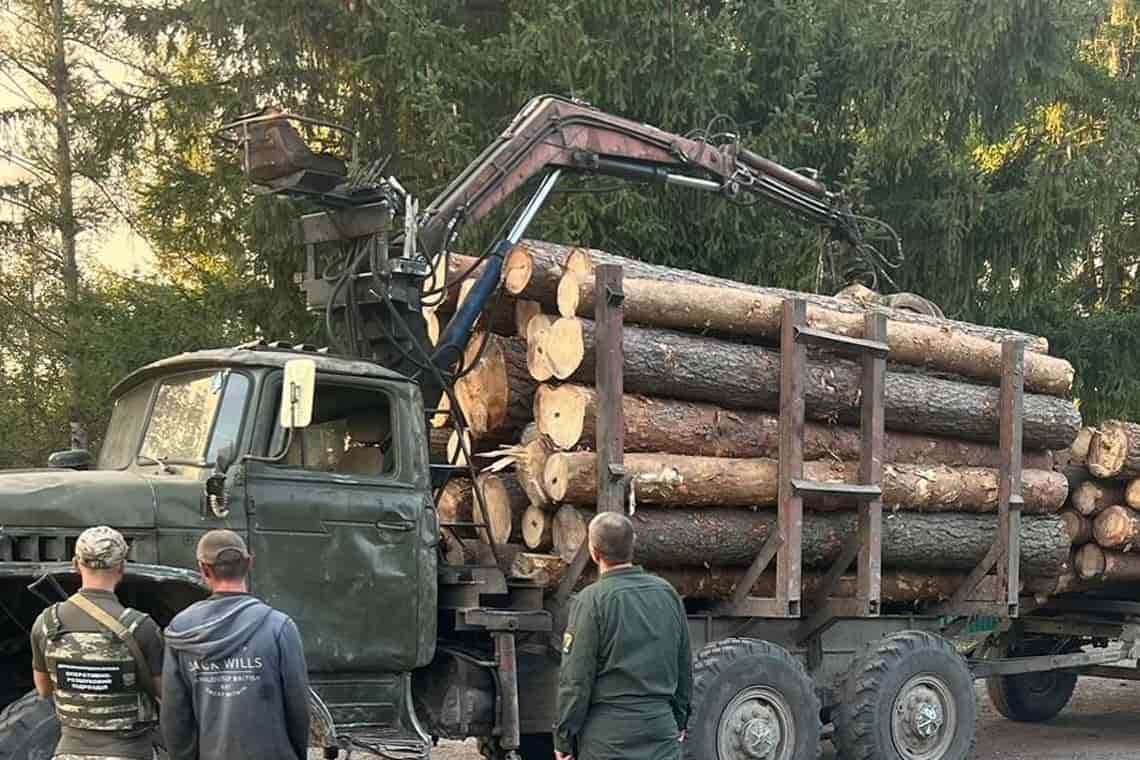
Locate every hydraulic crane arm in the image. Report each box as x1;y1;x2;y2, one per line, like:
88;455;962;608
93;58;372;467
419;95;860;258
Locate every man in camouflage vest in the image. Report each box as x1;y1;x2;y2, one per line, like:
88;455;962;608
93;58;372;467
30;525;164;760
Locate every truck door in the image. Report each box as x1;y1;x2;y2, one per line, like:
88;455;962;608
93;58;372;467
242;372;437;673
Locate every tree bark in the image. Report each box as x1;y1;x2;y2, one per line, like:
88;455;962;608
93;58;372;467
526;240;1049;351
509;557;1052;603
1071;480;1124;517
1060;510;1093;545
552;507;1069;576
454;334;536;439
1088;421;1140;479
533;383;1053;469
515;300;545;337
522;505;554;550
1092;504;1140;552
437;478;475;537
1076;543;1140;582
544;317;1080;449
543;452;1067;513
558;271;1071;395
476;472;527;545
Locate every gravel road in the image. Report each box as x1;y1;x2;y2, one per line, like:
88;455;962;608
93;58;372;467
323;676;1140;759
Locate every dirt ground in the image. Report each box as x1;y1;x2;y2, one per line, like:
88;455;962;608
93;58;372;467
420;677;1140;759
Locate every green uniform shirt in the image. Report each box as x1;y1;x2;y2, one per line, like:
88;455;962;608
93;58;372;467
30;589;164;759
555;566;692;760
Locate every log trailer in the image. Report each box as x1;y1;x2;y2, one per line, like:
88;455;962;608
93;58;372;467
1;95;1138;760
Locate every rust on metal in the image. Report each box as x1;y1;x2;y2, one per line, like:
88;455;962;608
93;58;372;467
777;299;806;616
858;310;886;613
595;264;625;514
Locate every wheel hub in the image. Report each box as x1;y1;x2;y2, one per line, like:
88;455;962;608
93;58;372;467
717;686;794;760
891;675;956;760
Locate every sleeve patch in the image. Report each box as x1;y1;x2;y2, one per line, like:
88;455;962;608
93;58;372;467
562;632;574;654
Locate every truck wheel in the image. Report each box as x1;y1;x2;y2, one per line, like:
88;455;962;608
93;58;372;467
985;640;1079;723
683;637;821;760
835;631;975;760
0;691;59;760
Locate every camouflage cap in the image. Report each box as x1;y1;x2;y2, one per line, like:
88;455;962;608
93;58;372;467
196;529;251;564
75;526;129;569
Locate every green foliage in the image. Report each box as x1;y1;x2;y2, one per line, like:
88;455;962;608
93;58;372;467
6;0;1140;466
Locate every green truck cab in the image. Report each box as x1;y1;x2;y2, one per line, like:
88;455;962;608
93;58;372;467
0;346;471;757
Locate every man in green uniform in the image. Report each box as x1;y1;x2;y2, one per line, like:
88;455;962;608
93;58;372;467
29;525;164;760
555;512;692;760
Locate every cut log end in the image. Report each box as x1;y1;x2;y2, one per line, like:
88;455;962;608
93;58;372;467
1069;427;1094;466
1126;479;1140;510
557;272;582;318
545;317;585;381
477;473;526;546
1088;421;1140;480
1059;510;1092;545
522;504;553;550
446;429;473;467
515;300;543;337
1071;480;1123;517
1075;543;1106;581
534;384;589;450
527;325;555;382
543;454;573;503
503;245;534;296
553;504;589;563
1092;504;1140;551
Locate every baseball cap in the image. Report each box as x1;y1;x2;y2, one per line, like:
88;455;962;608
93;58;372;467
196;530;251;564
75;526;130;569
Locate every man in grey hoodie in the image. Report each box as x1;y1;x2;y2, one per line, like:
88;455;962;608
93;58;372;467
161;530;310;760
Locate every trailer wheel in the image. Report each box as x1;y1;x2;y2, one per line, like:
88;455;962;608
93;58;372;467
985;640;1078;723
0;692;59;760
835;631;975;760
683;637;821;760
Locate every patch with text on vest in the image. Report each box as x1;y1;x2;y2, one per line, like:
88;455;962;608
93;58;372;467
55;661;129;693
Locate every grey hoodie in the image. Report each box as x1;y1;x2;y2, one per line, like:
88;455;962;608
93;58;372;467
161;593;310;760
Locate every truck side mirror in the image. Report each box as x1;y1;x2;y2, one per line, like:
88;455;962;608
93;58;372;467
47;449;93;470
280;359;316;429
204;440;237;519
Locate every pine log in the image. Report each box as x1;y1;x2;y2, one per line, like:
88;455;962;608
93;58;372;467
1060;510;1093;545
527;240;1048;351
552;507;1069;576
437;479;475;537
553;504;590;562
424;309;441;346
533;383;1053;470
453;334;536;440
544;317;585;380
509;556;1051;603
456;278;517;336
516;430;557;510
430;393;451;429
444;538;526;570
544;317;1080;449
1069;427;1095;467
521;505;554;550
429;427;450;464
476;472;527;545
1092;504;1140;552
1076;543;1140;582
543;452;1067;513
526;323;555;382
1088;421;1140;479
503;242;566;305
1071;480;1124;517
558;271;1071;395
515;300;545;337
1126;479;1140;509
423;253;485;313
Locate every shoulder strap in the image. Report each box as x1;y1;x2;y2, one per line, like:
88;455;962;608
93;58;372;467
67;593;158;699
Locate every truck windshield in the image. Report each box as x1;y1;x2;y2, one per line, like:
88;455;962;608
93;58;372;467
97;380;155;469
138;370;250;466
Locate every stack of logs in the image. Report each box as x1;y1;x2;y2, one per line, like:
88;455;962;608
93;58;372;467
1059;423;1140;588
429;239;1093;607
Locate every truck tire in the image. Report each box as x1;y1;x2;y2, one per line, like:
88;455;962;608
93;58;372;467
683;637;821;760
985;640;1079;723
834;631;975;760
0;691;59;760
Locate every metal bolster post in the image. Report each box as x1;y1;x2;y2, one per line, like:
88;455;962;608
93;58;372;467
934;340;1025;617
554;265;624;612
777;299;806;618
997;340;1024;617
858;310;886;615
595;264;626;514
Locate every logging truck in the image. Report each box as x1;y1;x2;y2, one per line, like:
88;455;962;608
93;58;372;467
1;96;1138;760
